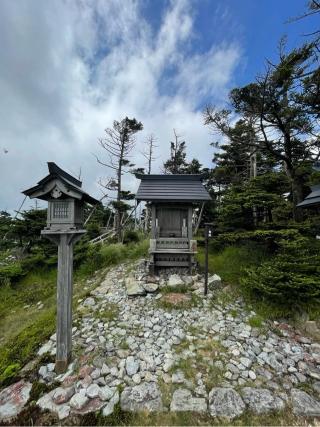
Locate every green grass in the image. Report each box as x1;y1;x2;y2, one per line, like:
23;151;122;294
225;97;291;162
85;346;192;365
78;239;149;277
247;315;263;328
161;284;189;294
157;293;201;311
197;243;270;286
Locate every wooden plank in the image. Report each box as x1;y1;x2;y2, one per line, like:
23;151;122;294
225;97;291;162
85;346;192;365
151;250;197;254
155;260;190;267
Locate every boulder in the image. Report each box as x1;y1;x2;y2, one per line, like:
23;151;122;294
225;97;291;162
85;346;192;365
86;383;101;399
182;276;194;285
83;297;96;307
241;387;285;414
304;321;320;339
142;283;159;293
120;382;163;412
69;390;89;410
291;389;320;416
99;386;116;401
208;387;245;420
170;388;207;412
0;380;32;422
52;386;75;404
208;274;222;289
167;274;184;287
125;277;146;297
37;391;70;420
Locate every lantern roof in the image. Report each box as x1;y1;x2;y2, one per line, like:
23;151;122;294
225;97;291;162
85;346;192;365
297;184;320;208
22;162;99;205
135;174;211;202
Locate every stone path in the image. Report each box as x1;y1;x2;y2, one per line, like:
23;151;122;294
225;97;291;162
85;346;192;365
2;259;320;423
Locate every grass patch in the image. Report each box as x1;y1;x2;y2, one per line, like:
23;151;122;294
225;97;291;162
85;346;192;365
161;284;189;294
0;308;56;386
197;243;270;286
78;240;149;277
229;309;238;318
248;314;264;328
172;337;225;390
96;302;119;322
157;293;201;311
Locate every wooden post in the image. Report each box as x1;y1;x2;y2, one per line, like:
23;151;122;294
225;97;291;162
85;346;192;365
204;223;213;296
42;230;85;373
204;224;209;296
55;234;73;373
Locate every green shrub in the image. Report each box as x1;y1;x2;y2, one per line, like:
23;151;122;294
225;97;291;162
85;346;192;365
123;230;141;244
0;263;24;285
86;223;101;240
212;229;301;251
241;236;320;309
0;363;21;385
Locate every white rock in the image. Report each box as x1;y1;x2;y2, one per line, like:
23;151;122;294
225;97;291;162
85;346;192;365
132;373;141;384
0;381;32;422
38;341;54;356
120;382;163;412
167;274;184;287
99;386;116;401
208;274;222;288
86;383;100;399
52;386;75;404
240;357;252;369
37;392;70;420
102;391;119;416
142;283;159;293
101;363;110;375
170;388;207;412
83;297;96;307
69;390;89;410
208;387;245;420
126;356;139;376
248;370;256;380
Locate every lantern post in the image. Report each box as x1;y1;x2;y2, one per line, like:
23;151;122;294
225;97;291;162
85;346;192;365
23;163;99;373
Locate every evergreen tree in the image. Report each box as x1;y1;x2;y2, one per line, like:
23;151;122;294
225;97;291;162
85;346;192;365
96;117;143;241
163;129;188;174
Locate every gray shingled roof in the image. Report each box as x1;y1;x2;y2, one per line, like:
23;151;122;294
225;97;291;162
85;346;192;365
23;162;99;205
135;174;211;202
297;184;320;208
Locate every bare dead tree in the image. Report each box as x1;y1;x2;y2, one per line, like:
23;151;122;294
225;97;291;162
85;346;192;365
95;117;143;242
142;134;158;174
141;134;158;232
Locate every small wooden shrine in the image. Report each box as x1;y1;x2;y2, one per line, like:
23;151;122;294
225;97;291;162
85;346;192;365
135;174;211;273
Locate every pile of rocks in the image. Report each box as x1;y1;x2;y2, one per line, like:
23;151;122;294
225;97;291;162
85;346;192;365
125;268;222;297
2;260;320;423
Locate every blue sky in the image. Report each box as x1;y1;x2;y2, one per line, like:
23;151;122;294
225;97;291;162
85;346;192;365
143;0;316;87
0;0;316;212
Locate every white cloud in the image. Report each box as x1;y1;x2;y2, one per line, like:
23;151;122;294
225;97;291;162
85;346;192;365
0;0;241;212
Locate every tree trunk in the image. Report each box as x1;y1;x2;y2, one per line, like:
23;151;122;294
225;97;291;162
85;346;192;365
116;140;124;243
283;161;304;221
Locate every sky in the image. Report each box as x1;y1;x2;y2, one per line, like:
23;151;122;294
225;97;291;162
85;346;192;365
0;0;317;212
